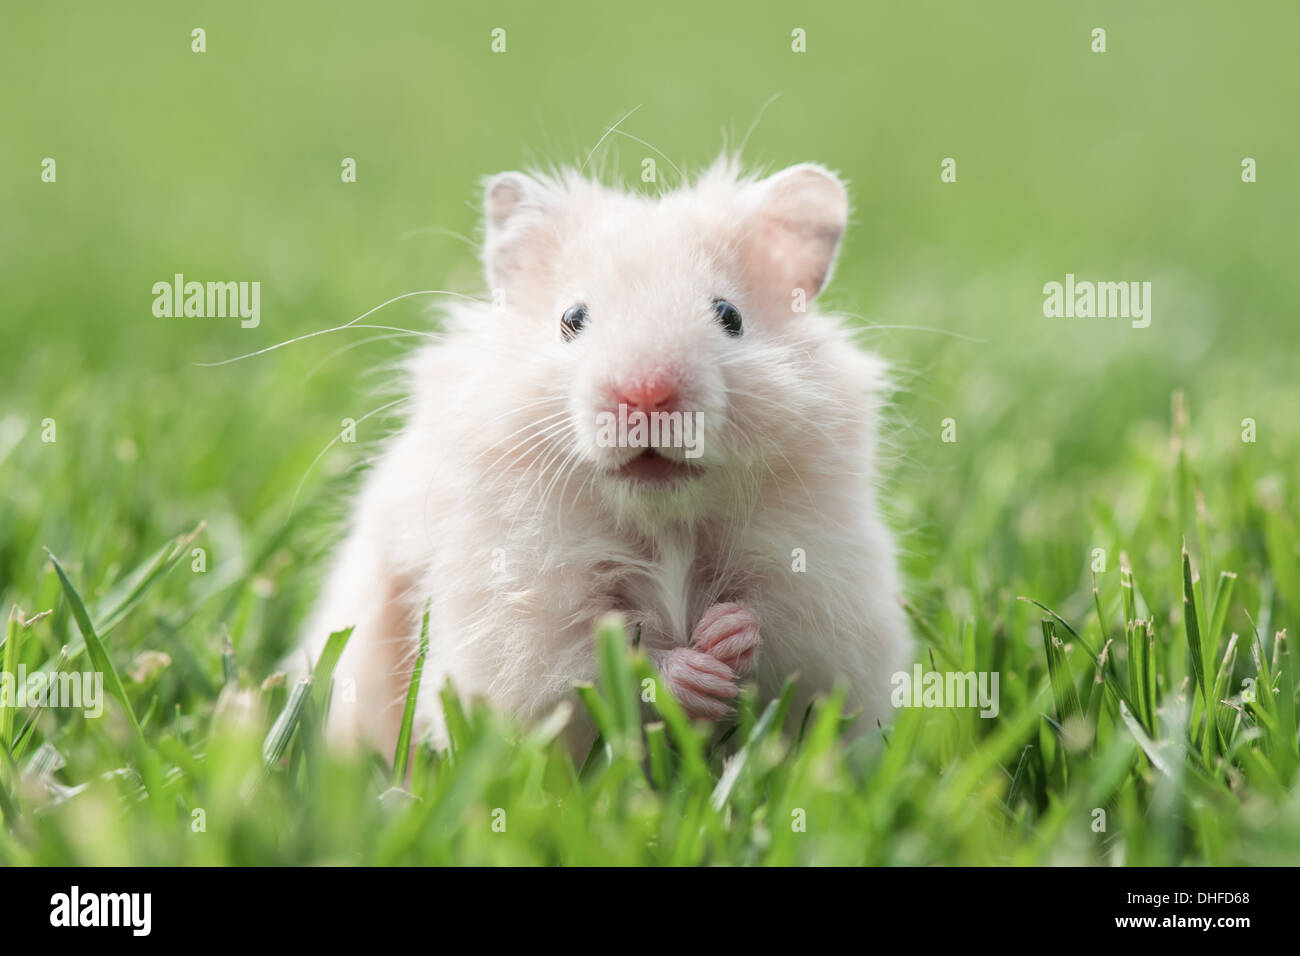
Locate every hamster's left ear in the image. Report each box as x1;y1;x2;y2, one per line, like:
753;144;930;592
741;163;848;313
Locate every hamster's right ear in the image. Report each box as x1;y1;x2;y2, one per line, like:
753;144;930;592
482;172;557;300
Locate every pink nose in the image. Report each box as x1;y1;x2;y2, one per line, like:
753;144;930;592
613;375;678;414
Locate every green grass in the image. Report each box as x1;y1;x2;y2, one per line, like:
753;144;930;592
2;0;1299;864
1;402;1297;865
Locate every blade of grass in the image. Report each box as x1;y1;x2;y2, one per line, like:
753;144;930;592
1270;630;1296;781
221;629;238;687
46;549;165;809
1091;572;1110;648
1118;700;1174;778
310;626;354;720
392;609;428;782
45;551;147;752
1182;547;1210;709
595;615;640;755
1041;620;1080;721
1209;633;1239;750
1121;559;1137;628
1126;619;1146;730
710;676;795;810
1;608;21;749
574;683;614;747
96;523;205;635
1019;596;1137;716
11;647;70;760
1144;620;1159;737
263;676;312;768
438;681;471;758
36;525;204;675
633;657;709;785
645;722;671;789
1207;572;1237;657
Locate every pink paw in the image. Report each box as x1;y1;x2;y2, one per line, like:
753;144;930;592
659;647;738;721
691;602;760;674
655;603;760;722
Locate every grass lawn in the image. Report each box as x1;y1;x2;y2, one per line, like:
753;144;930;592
2;0;1298;865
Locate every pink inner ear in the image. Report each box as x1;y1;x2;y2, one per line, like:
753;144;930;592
485;171;545;229
742;167;848;313
745;211;843;312
487;180;526;227
482;174;558;299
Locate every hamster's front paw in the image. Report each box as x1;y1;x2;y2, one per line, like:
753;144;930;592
658;647;739;721
650;604;759;722
691;602;760;675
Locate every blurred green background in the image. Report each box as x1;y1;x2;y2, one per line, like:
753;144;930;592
2;1;1298;864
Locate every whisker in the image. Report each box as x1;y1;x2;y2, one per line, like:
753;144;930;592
468;398;567;439
301;331;427;384
398;225;478;250
474;414;571;472
197;323;441;369
511;439;583;534
837;312;988;344
284;396;409;523
535;439;584;519
736;92;782;157
606;128;685;185
193;290;478;367
580;104;642;173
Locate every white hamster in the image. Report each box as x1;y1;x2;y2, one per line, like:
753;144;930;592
300;156;911;755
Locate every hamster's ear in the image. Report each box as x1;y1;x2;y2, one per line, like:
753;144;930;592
741;164;848;313
482;171;557;299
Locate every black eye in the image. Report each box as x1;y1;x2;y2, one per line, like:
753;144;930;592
561;303;588;341
713;299;742;337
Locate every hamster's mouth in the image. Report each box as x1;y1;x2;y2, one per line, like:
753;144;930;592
614;449;702;487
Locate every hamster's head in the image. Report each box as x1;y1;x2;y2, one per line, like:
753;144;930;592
477;158;855;520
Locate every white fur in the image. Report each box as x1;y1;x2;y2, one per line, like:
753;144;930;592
300;157;911;755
